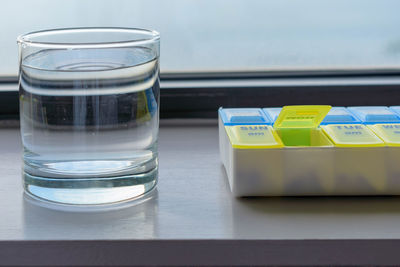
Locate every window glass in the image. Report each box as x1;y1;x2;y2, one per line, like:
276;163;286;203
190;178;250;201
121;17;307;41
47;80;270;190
1;0;400;76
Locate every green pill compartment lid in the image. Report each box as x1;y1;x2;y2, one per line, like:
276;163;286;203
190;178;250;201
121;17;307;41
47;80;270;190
273;105;331;146
274;105;332;129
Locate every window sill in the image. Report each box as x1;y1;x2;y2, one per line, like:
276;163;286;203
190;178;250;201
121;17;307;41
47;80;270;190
1;121;400;265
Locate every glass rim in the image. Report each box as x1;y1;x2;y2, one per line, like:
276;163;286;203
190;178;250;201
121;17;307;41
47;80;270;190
17;27;160;49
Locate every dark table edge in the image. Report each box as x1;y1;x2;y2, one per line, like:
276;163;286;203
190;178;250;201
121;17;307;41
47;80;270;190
0;239;399;266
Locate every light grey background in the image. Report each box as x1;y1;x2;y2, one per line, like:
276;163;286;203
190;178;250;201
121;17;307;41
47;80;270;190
1;0;400;76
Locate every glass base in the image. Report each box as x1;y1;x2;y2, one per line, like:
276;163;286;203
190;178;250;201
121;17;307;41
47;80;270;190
23;166;157;206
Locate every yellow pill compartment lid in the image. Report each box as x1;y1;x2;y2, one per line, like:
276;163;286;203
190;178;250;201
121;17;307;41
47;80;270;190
225;125;284;149
273;105;332;146
321;124;385;147
369;124;400;146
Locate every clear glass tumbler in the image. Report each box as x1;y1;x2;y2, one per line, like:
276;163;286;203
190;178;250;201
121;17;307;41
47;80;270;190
17;28;160;205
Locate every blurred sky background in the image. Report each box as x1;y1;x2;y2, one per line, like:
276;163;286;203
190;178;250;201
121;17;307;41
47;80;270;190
1;0;400;75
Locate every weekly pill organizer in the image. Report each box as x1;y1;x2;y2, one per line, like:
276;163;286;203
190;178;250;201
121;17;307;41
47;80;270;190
219;105;400;196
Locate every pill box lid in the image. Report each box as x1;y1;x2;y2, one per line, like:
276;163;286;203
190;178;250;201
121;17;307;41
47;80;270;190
320;107;361;125
218;108;272;125
263;108;282;122
225;125;284;149
390;106;400;116
347;106;400;124
274;105;331;129
321;124;385;147
369;124;400;146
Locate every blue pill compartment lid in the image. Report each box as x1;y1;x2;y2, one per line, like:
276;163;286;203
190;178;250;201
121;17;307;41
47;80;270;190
263;108;282;122
348;106;400;124
218;108;272;125
390;106;400;116
320;107;361;125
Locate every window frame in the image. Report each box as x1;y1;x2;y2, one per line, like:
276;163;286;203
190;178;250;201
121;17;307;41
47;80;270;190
2;70;400;120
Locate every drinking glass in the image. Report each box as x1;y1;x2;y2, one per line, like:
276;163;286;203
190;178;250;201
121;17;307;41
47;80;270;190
17;28;160;205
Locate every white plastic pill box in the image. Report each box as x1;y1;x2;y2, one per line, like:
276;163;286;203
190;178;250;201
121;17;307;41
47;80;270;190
219;105;400;196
